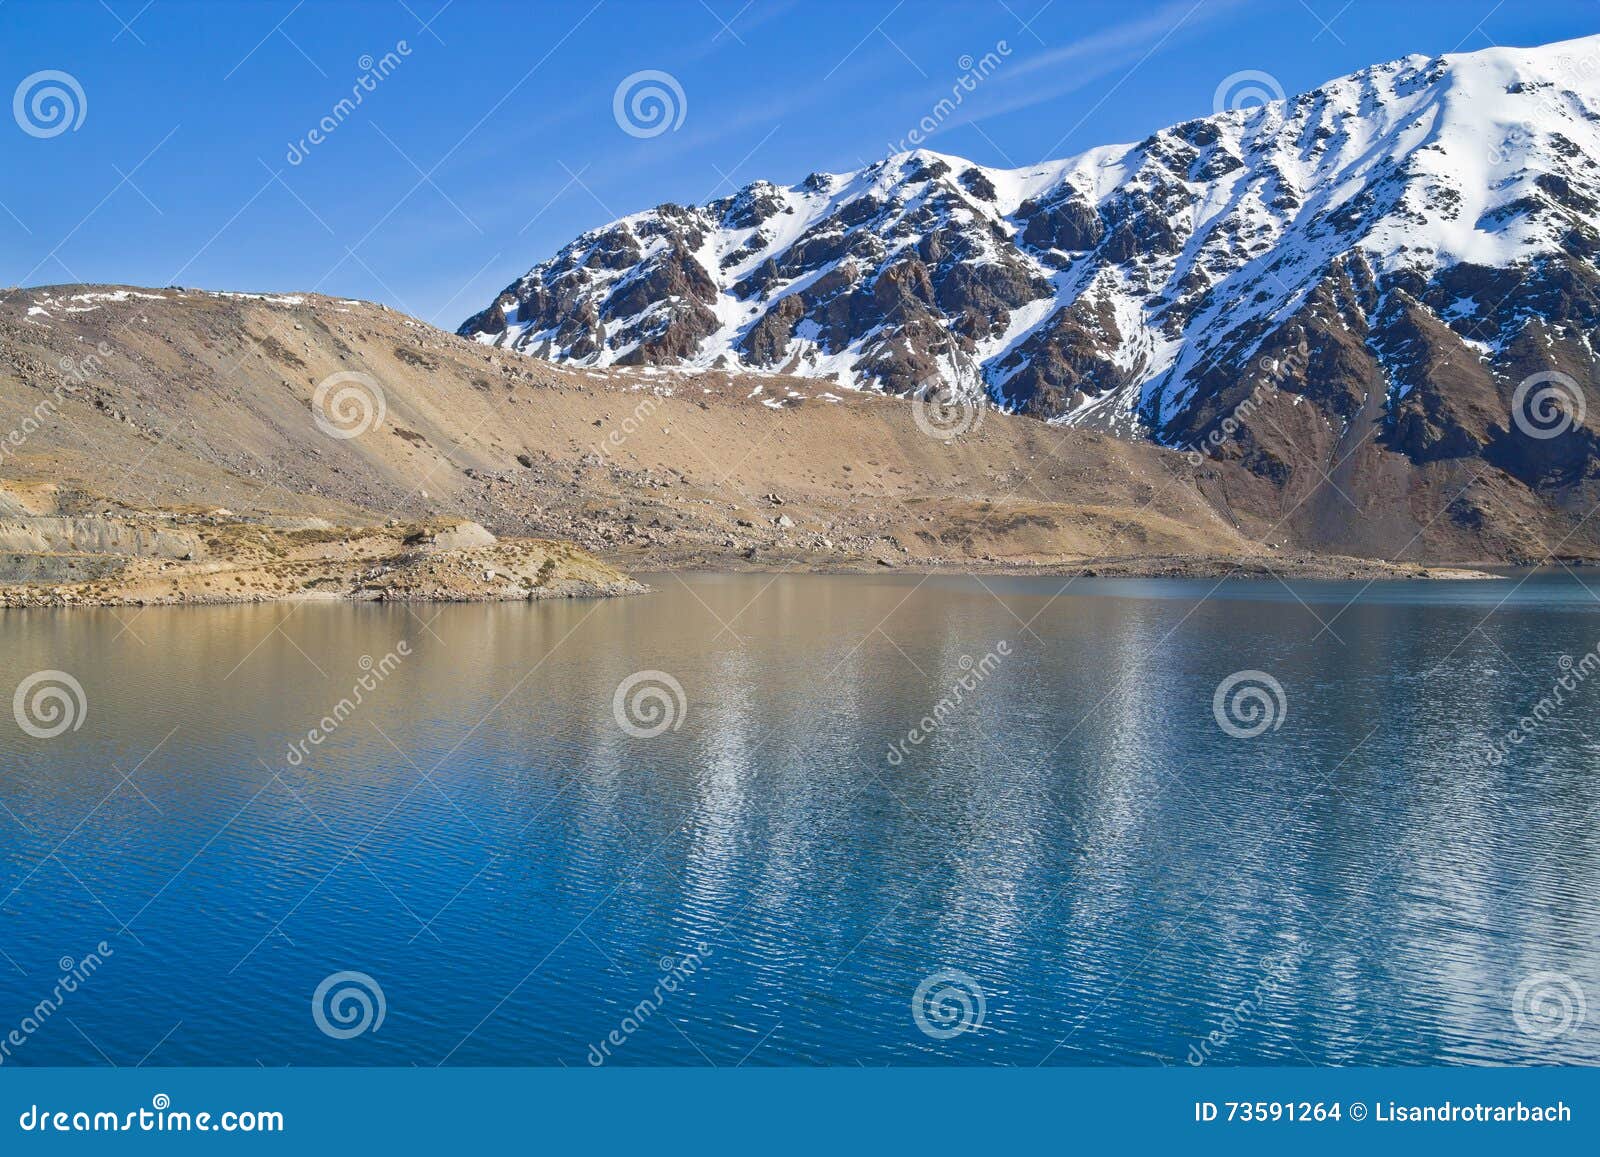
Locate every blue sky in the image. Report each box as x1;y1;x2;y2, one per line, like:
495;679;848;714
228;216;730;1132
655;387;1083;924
2;0;1596;327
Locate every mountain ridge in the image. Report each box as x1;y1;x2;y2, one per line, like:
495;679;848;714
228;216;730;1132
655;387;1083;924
459;33;1600;531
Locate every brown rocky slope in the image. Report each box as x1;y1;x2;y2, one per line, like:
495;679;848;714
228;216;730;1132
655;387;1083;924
0;286;1557;587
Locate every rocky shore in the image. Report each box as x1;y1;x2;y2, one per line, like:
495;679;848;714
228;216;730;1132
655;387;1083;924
0;509;645;609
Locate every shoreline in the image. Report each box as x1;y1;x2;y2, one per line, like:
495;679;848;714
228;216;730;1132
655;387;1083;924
0;576;648;610
1;551;1508;610
0;516;645;610
601;551;1507;582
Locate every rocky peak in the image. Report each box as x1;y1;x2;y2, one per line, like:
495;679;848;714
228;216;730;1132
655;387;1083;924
461;35;1600;493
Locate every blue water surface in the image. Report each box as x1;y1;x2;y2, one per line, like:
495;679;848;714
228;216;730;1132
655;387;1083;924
0;571;1596;1067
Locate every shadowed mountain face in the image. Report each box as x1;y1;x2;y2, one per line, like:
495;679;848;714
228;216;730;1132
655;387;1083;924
460;36;1600;545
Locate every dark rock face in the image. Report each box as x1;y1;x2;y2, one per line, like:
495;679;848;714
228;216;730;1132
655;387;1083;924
1016;188;1103;252
960;167;997;200
740;294;805;366
712;180;785;230
458;293;512;337
994;297;1129;418
463;213;721;366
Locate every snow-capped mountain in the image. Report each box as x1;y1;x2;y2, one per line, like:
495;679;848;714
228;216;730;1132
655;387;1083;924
461;35;1600;491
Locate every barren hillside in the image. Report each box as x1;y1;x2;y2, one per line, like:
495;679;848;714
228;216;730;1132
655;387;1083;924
0;285;1565;573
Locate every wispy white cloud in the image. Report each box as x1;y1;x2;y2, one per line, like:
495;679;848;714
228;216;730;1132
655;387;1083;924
1005;0;1242;80
928;49;1145;135
919;0;1250;139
